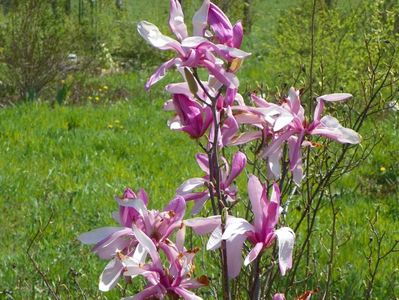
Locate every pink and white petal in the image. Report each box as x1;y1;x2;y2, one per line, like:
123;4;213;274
184;216;221;235
207;226;222;250
174;287;203;300
132;244;147;265
222;217;253;240
137;188;149;206
163;99;175;111
268;146;283;179
287;133;304;185
78;227;123;244
251;93;271;108
191;193;209;215
99;258;123;292
202;59;239;88
311;115;361;144
145;58;177;90
221;108;239;147
164;196;186;220
132;225;161;267
229;131;263;146
244;242;264;266
262;130;295;159
287;87;301;115
247;175;265;231
137;21;182;52
225;151;246;187
232;21;243;48
169;0;188;41
122;285;164;300
226;234;247;278
313;99;325;122
273;293;286;300
116;198;146;216
176;223;186;251
316;93;352;102
195;153;209;174
215;44;251;59
275;227;295;276
192;0;210;36
176;178;207;195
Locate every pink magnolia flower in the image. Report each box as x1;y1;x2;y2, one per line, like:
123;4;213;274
262;88;361;184
167;93;213;139
185;175;295;278
120;225;208;300
177;151;247;214
138;0;249;90
78;189;187;292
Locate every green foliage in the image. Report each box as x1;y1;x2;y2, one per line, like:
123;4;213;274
0;0;74;99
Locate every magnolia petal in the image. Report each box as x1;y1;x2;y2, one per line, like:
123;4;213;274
207;226;222;250
132;244;147;265
313;99;325;122
232;21;243;48
222;217;253;240
132;225;161;267
145;58;177;90
164;196;186;220
192;0;210;36
268;146;282;179
229;131;263;146
137;21;182;51
312;115;361;144
174;287;203;300
221;108;239;147
287;87;301;115
225;151;246;187
122;285;164;300
215;44;251;59
169;0;188;41
99;258;123;292
247;175;264;231
181;36;209;48
275;227;295;276
191;193;209;215
244;242;264;266
116;198;146;216
176;178;207;194
316;93;352;102
273;293;286;300
78;227;122;244
195;153;209;174
184;216;221;235
226;234;247;278
287;136;303;186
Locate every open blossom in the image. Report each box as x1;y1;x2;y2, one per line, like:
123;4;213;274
137;0;250;90
78;188;187;292
185;175;295;278
233;88;361;184
262;88;361;184
176;151;246;214
119;225;208;300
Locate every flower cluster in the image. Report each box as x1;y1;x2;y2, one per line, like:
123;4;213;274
79;1;361;299
79;188;208;298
